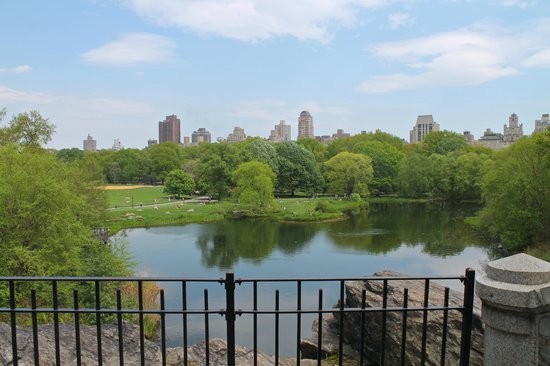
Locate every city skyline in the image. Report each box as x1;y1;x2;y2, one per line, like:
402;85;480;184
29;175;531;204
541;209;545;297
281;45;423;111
1;1;549;149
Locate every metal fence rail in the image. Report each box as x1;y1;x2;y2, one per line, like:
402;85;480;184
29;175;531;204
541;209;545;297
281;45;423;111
0;269;475;366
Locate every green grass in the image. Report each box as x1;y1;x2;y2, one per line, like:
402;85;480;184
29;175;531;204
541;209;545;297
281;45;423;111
105;186;170;208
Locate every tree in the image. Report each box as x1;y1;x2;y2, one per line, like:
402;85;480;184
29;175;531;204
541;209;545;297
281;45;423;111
477;131;549;250
275;142;324;196
0;145;129;277
396;153;433;197
145;142;183;183
353;141;405;194
241;138;279;173
323;152;373;196
164;169;195;198
422;130;468;155
233;161;276;208
197;142;240;199
0;110;55;147
296;137;327;163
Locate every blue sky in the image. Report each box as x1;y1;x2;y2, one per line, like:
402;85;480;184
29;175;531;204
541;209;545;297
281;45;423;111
1;0;549;149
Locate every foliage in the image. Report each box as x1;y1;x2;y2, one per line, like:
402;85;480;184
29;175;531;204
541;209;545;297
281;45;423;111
324;152;373;196
396;153;433;197
353;140;405;194
275;141;324;195
0;110;55;147
240;138;279;173
164;169;195;198
197;142;240;199
422;130;468;155
296;137;327;163
145;142;184;183
476;131;550;251
233;161;276;208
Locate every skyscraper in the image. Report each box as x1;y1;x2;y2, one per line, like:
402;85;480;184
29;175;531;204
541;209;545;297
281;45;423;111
191;128;211;144
410;115;440;143
158;115;181;144
83;134;96;151
227;127;246;143
298;111;314;139
268;120;291;142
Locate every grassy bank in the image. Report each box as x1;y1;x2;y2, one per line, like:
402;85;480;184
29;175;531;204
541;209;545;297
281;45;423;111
104;186;370;233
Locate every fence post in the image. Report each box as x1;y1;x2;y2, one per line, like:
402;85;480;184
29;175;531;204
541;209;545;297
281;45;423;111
225;272;236;366
476;254;550;366
459;268;475;366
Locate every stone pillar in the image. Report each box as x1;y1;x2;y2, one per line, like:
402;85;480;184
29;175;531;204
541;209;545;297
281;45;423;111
476;253;550;366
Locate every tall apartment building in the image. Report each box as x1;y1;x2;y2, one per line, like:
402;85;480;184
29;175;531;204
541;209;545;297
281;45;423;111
410;115;440;143
83;134;97;151
297;111;314;139
158;115;181;144
112;139;123;151
534;113;549;134
332;129;350;140
268;120;291;142
227;127;246;143
191;128;211;144
502;113;523;143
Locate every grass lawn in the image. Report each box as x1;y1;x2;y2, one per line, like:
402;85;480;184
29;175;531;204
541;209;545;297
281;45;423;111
103;185;170;208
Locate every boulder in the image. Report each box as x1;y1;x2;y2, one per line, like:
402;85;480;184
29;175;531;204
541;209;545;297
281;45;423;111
301;271;484;365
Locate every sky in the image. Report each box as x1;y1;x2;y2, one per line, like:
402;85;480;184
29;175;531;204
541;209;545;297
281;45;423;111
1;0;549;149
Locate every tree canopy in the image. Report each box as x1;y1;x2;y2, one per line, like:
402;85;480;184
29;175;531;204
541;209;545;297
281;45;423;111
324;152;373;196
164;169;195;198
233;161;276;208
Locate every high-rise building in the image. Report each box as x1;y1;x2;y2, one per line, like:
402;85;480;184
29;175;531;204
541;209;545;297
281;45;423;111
191;128;211;144
112;139;123;151
158;115;181;144
147;139;158;147
332;129;350;140
83;134;96;151
298;111;314;139
227;127;246;143
268;120;291;142
533;113;549;134
503;113;523;143
410;115;440;143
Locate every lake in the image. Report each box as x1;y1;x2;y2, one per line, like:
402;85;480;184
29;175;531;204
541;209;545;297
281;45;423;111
117;202;492;356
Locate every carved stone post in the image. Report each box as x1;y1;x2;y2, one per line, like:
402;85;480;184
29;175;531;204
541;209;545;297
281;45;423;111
476;253;550;366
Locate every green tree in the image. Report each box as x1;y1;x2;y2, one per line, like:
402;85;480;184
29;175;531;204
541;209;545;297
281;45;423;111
323;152;373;196
297;137;327;163
56;147;85;162
422;130;468;155
145;142;183;183
477;131;550;250
275;141;324;196
233;161;276;208
396;153;433;197
197;142;240;199
0;110;55;147
353;141;405;194
241;138;279;173
164;169;195;198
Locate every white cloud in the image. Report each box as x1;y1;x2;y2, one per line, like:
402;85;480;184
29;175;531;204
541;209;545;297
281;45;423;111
82;32;176;66
359;19;550;93
124;0;389;42
491;0;534;8
0;85;55;103
0;65;32;74
388;12;414;30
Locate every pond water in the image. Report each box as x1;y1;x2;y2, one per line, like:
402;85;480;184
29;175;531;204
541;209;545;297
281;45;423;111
117;203;492;356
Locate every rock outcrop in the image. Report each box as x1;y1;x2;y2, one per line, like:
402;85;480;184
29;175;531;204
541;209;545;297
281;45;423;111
301;271;484;365
0;322;308;366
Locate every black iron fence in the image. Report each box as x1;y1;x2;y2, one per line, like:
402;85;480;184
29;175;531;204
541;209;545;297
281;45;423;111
0;269;475;366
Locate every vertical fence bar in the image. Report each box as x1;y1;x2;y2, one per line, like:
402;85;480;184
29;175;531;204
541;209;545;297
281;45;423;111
224;272;236;366
53;280;61;366
459;269;475;366
440;287;450;366
95;280;103;366
182;281;188;366
160;289;167;366
73;289;82;366
338;280;345;366
360;289;366;366
275;290;280;366
420;279;430;366
253;281;258;366
204;289;210;366
9;281;18;366
296;281;302;366
317;289;323;366
31;289;40;365
116;289;124;366
380;279;388;366
138;280;145;366
400;288;409;366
